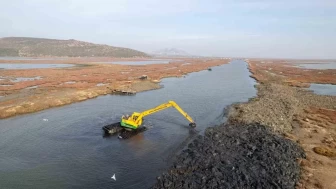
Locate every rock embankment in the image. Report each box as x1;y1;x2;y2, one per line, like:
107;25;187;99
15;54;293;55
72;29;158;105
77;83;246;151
153;123;304;189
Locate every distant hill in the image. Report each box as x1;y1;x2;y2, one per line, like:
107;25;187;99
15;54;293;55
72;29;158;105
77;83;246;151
0;37;149;58
152;48;190;57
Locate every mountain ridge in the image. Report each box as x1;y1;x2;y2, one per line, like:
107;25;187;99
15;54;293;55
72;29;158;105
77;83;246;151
0;37;149;58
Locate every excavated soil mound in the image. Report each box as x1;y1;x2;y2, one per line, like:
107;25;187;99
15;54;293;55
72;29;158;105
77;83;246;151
152;123;305;189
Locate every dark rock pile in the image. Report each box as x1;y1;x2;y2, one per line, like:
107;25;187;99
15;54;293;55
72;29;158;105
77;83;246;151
152;123;305;189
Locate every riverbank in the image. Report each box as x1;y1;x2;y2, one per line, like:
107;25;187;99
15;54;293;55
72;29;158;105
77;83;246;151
153;60;336;188
234;61;336;188
0;58;229;118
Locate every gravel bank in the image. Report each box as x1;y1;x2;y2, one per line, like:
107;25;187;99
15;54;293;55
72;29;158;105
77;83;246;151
152;123;304;189
228;83;336;133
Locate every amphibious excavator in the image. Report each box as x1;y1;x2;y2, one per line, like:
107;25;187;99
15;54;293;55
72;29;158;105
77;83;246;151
102;101;196;139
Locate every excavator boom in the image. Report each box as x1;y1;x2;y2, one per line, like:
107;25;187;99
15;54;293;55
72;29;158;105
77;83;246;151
120;101;196;129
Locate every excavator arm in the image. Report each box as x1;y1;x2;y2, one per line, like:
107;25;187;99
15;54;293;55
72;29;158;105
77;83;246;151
138;102;174;118
120;101;196;129
164;101;195;123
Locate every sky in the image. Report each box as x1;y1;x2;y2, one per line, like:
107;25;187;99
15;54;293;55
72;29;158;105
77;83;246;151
0;0;335;59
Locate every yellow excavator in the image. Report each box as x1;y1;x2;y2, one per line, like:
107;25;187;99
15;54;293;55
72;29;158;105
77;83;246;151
102;101;196;138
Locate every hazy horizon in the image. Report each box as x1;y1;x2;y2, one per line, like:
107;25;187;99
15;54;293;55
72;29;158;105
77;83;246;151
1;0;335;59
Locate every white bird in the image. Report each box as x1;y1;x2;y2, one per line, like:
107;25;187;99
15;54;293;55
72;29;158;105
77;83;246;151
111;174;116;181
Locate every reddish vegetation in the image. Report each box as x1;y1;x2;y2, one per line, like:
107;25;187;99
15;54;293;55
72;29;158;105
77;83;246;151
247;59;336;189
308;107;336;123
0;58;227;93
247;60;336;86
295;107;336;189
0;58;229;118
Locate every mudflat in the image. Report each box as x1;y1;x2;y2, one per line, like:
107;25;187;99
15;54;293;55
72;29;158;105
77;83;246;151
0;57;229;118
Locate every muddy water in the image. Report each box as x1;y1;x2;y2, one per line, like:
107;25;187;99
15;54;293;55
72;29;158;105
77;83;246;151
0;63;74;69
0;60;256;189
309;84;336;96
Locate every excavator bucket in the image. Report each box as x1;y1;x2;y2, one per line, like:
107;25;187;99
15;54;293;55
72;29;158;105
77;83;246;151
189;122;196;127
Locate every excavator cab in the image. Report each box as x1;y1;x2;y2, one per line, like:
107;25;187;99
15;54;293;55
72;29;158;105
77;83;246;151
121;112;142;129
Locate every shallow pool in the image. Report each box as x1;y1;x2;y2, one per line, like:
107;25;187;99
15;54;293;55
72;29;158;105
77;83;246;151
297;63;336;70
10;76;42;82
0;57;67;60
96;83;107;87
309;84;336;96
0;63;75;69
